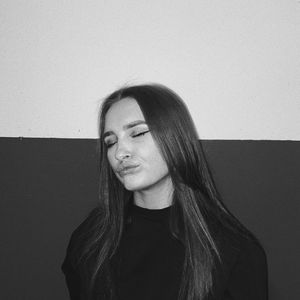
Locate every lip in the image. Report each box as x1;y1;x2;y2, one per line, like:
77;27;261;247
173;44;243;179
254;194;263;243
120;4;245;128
117;165;140;177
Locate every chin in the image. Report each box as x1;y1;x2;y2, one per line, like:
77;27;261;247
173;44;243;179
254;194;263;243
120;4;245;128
121;177;148;191
123;182;144;191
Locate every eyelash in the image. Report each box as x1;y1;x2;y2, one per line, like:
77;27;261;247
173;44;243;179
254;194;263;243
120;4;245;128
105;130;150;148
132;130;149;138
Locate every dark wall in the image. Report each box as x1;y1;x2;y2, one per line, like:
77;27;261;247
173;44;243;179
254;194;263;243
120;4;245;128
1;137;299;299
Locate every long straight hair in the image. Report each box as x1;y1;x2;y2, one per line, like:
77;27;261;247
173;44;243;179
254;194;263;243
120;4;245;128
74;84;257;300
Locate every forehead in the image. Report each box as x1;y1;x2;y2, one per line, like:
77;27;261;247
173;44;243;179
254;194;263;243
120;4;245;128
104;97;145;130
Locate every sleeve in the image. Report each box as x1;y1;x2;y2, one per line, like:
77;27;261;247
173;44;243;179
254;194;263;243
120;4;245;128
61;230;81;300
61;208;100;299
226;239;268;300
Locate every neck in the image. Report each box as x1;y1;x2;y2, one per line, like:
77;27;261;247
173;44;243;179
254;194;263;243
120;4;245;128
133;176;174;209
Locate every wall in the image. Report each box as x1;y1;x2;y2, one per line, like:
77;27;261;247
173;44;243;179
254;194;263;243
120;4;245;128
0;0;299;139
1;1;299;299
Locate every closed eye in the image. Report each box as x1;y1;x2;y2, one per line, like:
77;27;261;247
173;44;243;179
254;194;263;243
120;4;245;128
132;130;150;138
104;137;117;148
105;141;116;148
104;130;149;148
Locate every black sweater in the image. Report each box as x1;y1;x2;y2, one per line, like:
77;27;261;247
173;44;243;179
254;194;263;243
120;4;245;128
62;204;268;300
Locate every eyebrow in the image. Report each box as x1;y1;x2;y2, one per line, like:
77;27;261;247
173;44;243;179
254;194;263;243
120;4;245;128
103;120;147;139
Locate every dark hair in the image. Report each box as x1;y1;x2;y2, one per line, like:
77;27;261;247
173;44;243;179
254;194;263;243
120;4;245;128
75;83;257;299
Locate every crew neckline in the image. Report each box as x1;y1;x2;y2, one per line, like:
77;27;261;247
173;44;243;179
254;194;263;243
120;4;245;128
131;203;172;221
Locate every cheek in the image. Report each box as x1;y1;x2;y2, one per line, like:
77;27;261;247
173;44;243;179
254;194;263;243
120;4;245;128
153;159;169;176
146;148;169;174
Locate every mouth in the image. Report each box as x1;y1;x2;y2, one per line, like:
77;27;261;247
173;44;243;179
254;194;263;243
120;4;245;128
118;165;140;177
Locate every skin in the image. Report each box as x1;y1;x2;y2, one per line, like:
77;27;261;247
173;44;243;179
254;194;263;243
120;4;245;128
104;97;174;209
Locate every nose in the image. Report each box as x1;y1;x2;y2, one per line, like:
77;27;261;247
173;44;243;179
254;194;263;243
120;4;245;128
115;140;131;161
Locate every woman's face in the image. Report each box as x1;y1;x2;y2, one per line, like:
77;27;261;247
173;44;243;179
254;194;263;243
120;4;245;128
104;97;170;192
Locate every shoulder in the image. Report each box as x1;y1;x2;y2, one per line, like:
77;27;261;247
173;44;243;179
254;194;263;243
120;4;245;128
213;231;268;299
221;231;267;270
62;207;101;273
69;207;100;247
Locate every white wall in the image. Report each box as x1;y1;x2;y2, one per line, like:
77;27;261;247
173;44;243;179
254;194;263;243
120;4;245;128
0;0;299;140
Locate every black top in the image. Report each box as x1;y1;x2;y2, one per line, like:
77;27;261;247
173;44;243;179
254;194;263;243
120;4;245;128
62;203;268;300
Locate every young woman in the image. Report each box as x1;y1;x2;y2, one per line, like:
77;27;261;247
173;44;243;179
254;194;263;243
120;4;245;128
62;84;268;300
